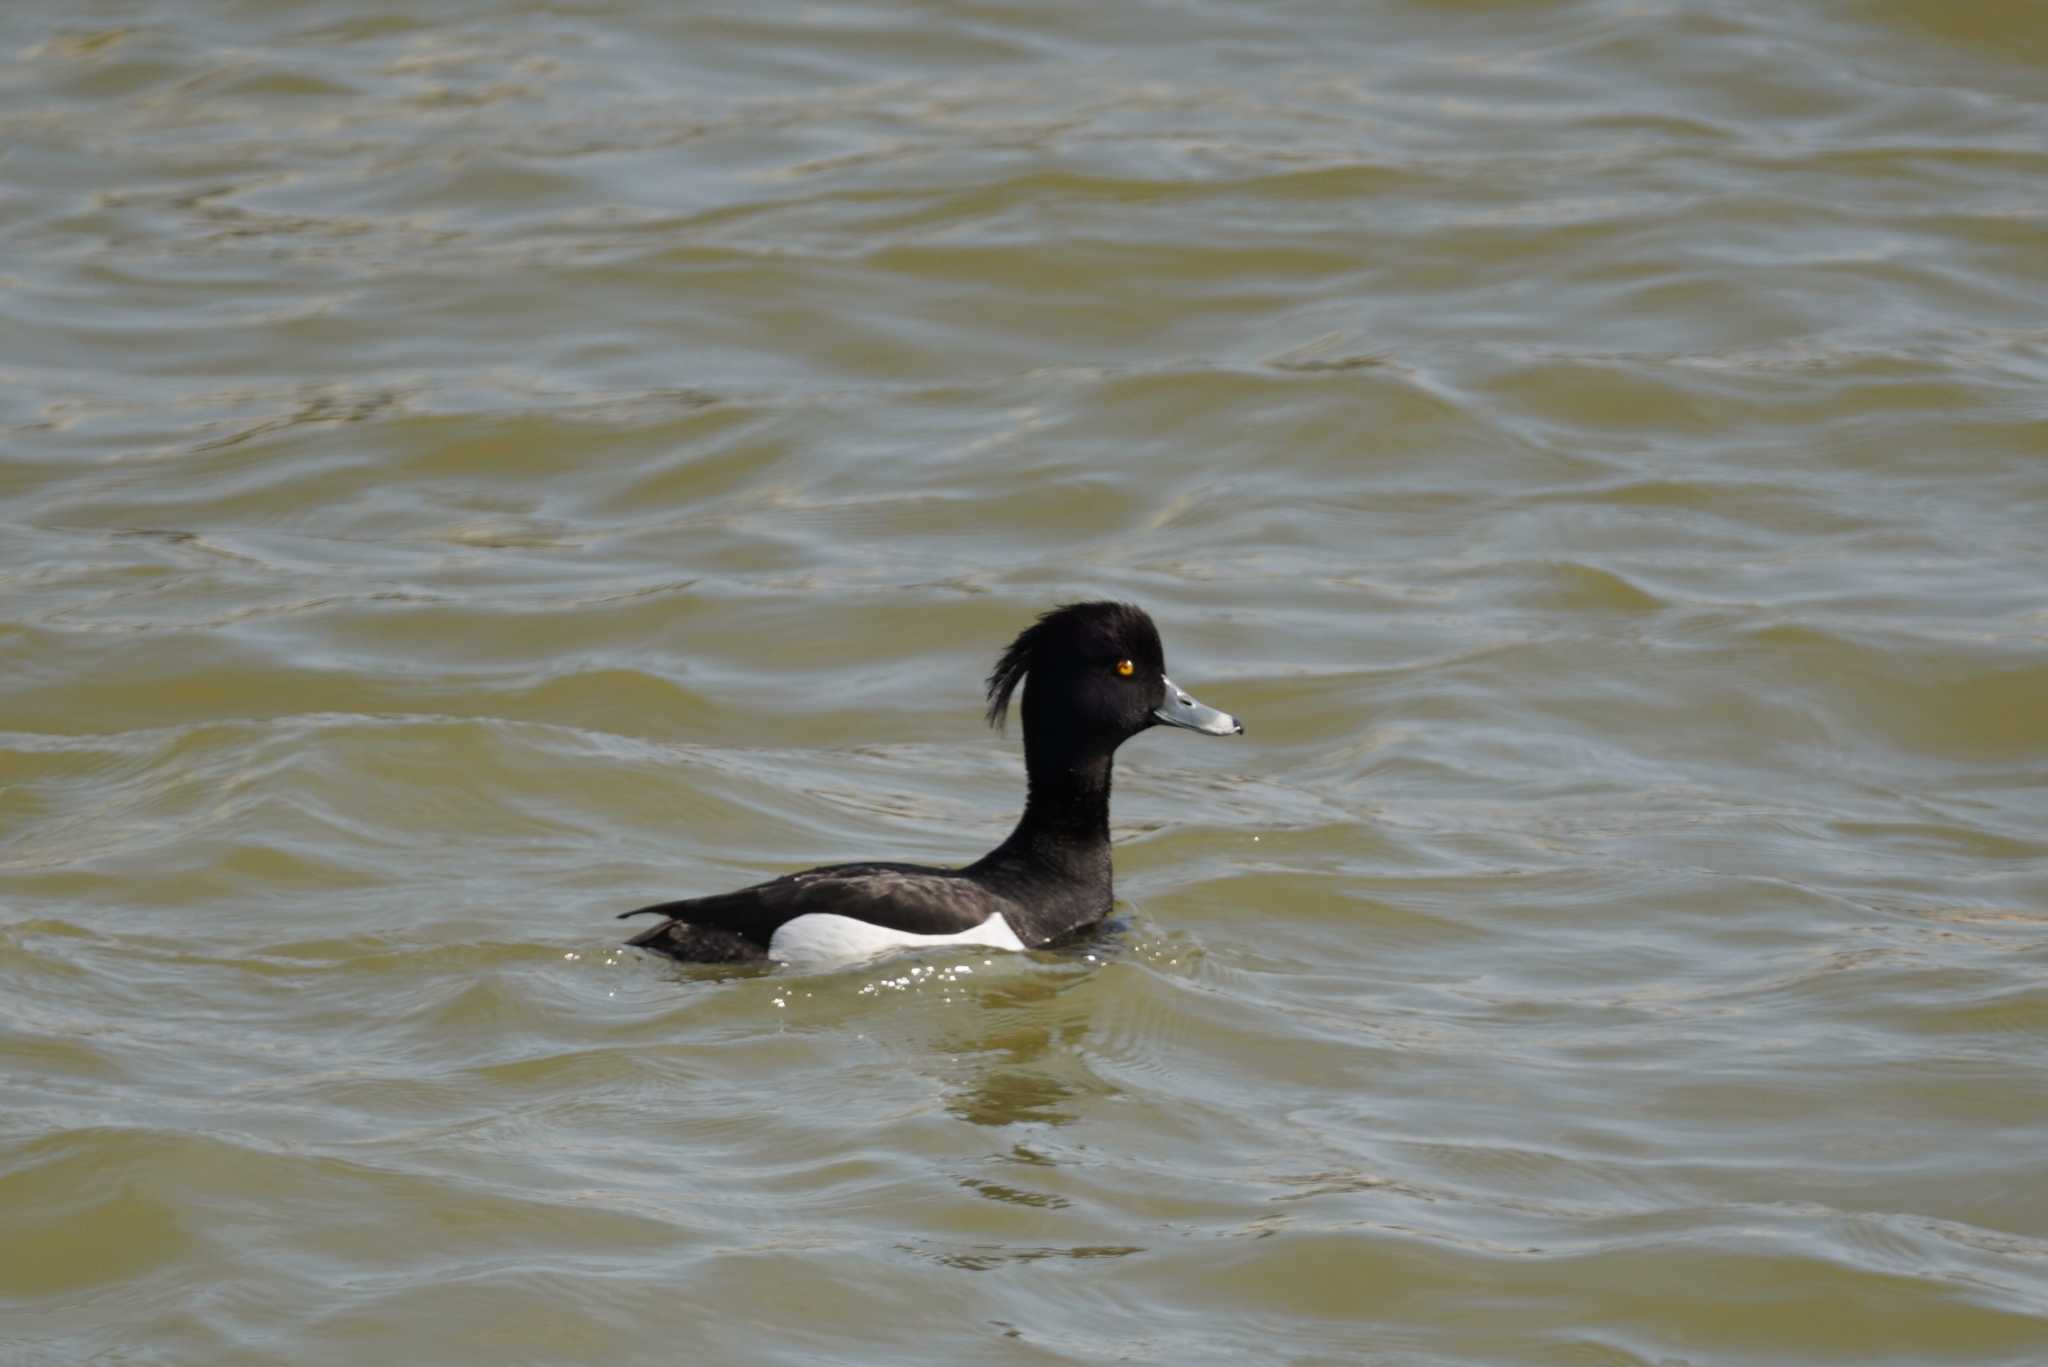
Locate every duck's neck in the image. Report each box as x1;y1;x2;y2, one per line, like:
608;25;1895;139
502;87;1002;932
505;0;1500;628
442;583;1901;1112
982;737;1117;907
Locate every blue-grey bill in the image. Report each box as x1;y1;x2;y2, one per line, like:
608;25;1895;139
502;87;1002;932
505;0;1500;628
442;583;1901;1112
1153;676;1244;736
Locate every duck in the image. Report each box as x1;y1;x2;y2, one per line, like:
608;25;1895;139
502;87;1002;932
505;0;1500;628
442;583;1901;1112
618;601;1243;970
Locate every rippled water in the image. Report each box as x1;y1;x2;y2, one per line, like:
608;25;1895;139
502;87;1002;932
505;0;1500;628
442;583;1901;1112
4;1;2046;1362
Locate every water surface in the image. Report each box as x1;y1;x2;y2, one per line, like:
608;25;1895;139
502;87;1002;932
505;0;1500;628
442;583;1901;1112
3;1;2046;1362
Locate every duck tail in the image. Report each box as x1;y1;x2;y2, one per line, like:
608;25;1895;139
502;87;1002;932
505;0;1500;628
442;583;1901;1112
617;905;671;920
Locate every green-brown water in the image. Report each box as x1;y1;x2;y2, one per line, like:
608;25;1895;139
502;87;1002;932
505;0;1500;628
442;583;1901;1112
4;2;2046;1362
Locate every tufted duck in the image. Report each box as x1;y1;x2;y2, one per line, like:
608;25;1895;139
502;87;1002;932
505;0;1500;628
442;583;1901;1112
618;601;1242;970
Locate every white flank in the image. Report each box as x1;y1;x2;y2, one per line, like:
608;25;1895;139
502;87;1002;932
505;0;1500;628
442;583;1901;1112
767;912;1026;973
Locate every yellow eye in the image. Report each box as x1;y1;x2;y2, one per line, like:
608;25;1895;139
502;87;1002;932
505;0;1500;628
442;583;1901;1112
1115;659;1134;677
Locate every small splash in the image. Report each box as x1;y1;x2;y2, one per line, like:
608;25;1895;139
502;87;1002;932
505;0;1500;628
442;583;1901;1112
858;961;984;995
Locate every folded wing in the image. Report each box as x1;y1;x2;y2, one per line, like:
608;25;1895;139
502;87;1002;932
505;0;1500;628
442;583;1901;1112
619;860;1013;957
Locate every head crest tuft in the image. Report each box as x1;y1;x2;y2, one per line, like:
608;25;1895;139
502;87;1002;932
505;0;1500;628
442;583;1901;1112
984;601;1151;730
984;609;1054;730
